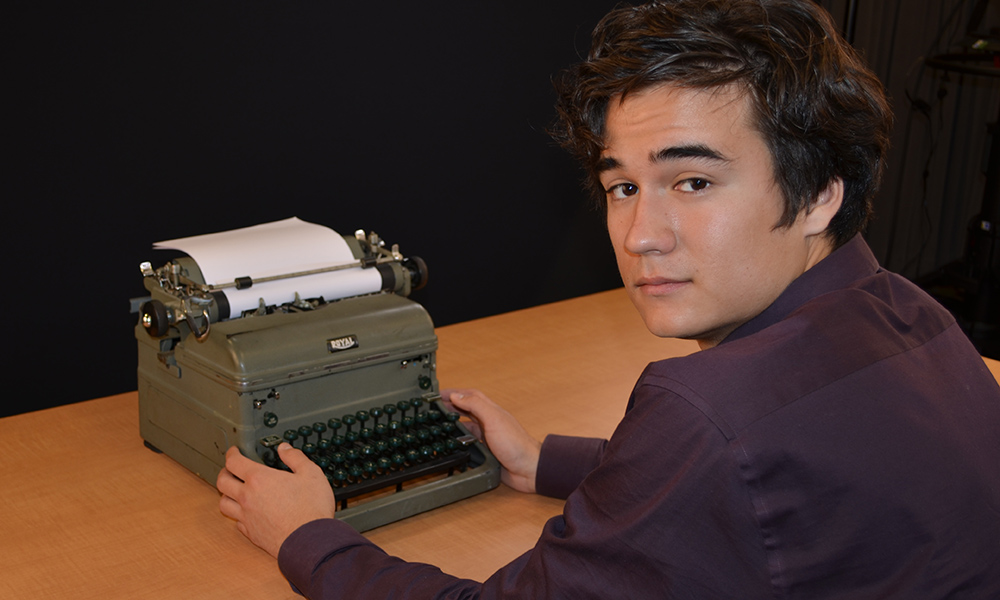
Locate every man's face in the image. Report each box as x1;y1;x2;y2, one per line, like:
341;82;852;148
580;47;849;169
600;85;837;349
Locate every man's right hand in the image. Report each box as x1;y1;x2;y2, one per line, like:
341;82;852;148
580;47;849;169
441;388;541;494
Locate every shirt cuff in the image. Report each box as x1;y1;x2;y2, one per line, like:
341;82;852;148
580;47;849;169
535;434;607;499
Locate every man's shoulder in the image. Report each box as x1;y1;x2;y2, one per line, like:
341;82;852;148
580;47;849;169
635;268;982;437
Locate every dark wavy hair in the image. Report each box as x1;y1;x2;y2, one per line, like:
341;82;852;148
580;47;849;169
552;0;893;248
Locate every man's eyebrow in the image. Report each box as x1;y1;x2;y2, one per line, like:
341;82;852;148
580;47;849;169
651;144;730;164
597;144;730;174
597;156;621;173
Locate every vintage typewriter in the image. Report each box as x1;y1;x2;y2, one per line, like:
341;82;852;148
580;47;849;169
134;218;500;531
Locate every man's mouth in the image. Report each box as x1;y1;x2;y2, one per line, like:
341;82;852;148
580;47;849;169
635;277;689;295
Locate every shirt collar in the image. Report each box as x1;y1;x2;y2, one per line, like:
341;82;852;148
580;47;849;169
721;235;881;345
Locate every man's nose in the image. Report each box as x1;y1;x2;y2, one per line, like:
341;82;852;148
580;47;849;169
624;194;676;256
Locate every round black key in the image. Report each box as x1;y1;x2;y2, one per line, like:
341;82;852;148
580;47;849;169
298;425;313;443
342;414;356;431
328;418;342;433
283;429;299;444
312;422;327;439
356;410;370;425
411;398;424;411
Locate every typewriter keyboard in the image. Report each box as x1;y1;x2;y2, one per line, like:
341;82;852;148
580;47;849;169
258;399;479;509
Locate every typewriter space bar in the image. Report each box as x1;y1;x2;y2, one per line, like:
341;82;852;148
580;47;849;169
335;449;474;502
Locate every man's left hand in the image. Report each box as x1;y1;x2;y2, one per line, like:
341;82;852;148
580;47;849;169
217;443;336;558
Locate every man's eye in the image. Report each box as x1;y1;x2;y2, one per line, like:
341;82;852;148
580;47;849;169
675;178;710;193
607;183;638;200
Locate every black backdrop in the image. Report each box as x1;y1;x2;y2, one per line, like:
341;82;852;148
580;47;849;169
6;2;626;417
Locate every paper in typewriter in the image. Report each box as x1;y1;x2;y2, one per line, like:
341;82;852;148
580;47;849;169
154;217;382;315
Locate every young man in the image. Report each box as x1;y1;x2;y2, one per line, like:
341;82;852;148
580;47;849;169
217;1;1000;597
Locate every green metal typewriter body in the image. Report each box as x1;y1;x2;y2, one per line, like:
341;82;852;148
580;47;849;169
135;230;500;531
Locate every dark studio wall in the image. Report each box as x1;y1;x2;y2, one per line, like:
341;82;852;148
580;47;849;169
6;1;998;418
6;1;623;418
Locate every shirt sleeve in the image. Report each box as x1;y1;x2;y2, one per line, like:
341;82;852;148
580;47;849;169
277;383;769;599
535;434;607;499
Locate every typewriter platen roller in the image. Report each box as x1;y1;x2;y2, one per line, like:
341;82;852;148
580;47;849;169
134;219;500;531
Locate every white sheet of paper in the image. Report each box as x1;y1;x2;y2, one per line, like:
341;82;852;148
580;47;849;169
153;217;382;315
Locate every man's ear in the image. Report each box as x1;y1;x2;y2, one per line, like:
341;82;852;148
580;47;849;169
802;178;844;237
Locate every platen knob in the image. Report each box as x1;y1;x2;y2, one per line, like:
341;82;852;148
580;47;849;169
403;256;428;291
139;300;170;337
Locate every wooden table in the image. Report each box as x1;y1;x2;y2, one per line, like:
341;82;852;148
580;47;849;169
2;289;997;599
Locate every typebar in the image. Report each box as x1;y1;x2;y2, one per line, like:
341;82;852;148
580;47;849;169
258;399;478;511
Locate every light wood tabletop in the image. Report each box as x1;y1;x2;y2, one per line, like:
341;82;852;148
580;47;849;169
2;288;997;599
